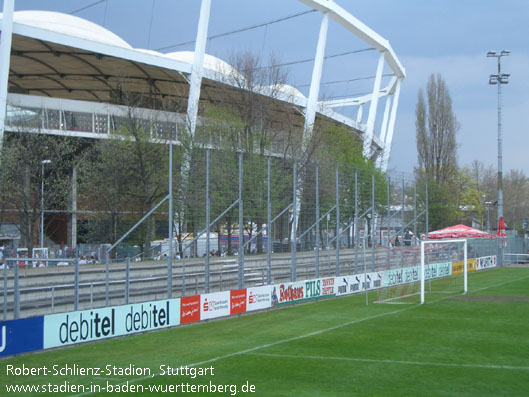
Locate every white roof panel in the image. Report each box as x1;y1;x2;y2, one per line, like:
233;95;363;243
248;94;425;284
4;11;132;49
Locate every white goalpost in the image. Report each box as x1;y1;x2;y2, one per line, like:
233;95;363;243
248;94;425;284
420;238;467;304
375;238;468;305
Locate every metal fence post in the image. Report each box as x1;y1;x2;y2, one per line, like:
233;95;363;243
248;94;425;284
182;256;186;297
105;251;109;306
3;263;7;320
267;158;272;284
371;174;376;272
414;183;417;241
14;259;19;319
167;136;173;299
291;163;297;282
401;178;405;235
387;176;391;266
387;176;391;246
336;168;340;277
205;149;210;293
238;152;244;288
425;182;429;236
315;166;320;278
74;257;79;311
125;257;130;304
354;172;359;273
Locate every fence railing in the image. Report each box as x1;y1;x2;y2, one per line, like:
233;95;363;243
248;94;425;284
2;237;527;320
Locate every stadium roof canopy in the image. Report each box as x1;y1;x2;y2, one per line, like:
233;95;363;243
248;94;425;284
2;10;313;111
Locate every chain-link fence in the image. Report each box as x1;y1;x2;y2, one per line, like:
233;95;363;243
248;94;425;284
1;149;527;319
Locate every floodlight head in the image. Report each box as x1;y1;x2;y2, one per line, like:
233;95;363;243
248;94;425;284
487;51;497;57
41;159;51;164
501;50;511;56
489;78;497;85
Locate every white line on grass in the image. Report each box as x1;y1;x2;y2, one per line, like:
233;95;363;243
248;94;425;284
73;270;529;396
184;304;416;368
74;305;416;396
244;352;529;372
463;271;529;296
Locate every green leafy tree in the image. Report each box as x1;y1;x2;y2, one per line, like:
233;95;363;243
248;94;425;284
313;123;385;247
0;131;82;252
79;106;169;257
415;73;460;230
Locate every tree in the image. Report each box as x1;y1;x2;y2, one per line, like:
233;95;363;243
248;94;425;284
455;166;485;226
77;136;134;246
416;74;459;184
503;169;529;233
415;74;460;229
79;103;170;257
199;51;294;254
0;131;82;252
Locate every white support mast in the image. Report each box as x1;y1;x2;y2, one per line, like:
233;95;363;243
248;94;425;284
363;51;385;158
0;0;15;162
185;0;211;138
301;12;329;153
379;78;402;172
292;12;329;242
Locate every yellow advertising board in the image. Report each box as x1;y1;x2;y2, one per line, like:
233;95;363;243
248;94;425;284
452;258;476;275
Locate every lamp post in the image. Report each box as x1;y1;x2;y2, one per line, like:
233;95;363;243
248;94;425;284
485;201;492;232
485;201;492;233
487;50;510;232
40;160;51;248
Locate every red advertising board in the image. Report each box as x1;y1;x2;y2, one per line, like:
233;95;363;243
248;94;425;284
230;289;247;315
180;295;200;324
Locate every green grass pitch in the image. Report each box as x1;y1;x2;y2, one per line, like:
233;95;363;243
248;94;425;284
1;267;528;396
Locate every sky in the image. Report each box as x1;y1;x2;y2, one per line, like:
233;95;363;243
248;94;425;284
5;0;529;176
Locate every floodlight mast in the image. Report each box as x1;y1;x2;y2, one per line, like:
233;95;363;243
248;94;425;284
487;49;509;265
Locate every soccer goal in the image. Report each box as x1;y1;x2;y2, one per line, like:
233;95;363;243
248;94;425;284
375;238;467;304
420;239;467;304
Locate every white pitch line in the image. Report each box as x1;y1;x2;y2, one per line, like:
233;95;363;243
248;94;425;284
74;270;529;396
183;304;416;368
74;305;416;396
244;352;529;372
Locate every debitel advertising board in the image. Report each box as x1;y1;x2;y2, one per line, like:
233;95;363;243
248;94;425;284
44;299;179;349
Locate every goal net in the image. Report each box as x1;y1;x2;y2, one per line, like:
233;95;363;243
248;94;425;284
375;239;467;304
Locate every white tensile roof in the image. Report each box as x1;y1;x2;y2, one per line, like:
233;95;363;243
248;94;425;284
6;10;133;49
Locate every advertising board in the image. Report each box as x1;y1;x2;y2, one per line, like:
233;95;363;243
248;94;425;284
180;295;200;324
200;291;230;320
230;289;247;315
246;285;273;312
0;317;44;357
44;299;179;349
476;256;497;270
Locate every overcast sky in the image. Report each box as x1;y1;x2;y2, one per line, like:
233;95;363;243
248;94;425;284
7;0;529;176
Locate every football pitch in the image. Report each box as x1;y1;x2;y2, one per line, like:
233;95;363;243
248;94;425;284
1;267;528;396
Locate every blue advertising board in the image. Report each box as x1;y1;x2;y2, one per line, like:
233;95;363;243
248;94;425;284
0;317;44;357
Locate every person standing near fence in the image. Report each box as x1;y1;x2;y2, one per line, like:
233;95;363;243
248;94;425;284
404;229;412;246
